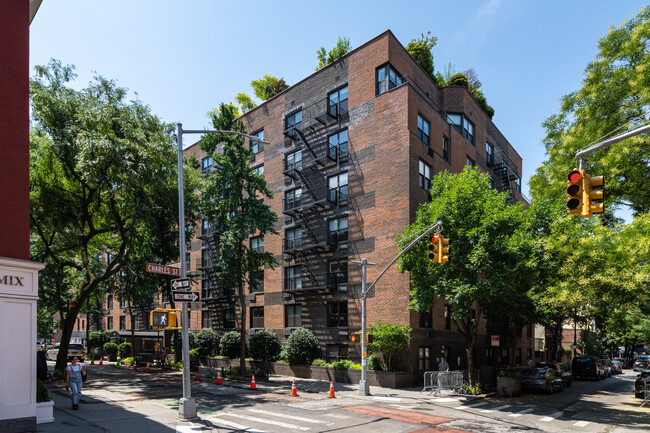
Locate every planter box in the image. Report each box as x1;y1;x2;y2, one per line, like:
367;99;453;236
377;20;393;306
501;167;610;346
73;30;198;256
497;376;522;397
36;400;54;424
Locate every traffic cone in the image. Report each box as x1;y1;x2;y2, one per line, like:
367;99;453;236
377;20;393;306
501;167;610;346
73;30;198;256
250;374;257;390
145;363;150;373
290;379;298;396
98;357;103;366
216;370;222;385
195;367;201;381
116;358;121;368
132;362;137;371
328;381;336;398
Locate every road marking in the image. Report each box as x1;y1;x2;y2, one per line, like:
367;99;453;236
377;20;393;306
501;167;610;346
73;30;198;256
431;397;459;403
508;408;534;417
207;417;267;432
480;404;511;413
176;422;211;433
215;412;311;431
373;396;403;402
247;409;332;425
455;401;488;410
324;413;350;419
574;421;590;427
540;411;563;422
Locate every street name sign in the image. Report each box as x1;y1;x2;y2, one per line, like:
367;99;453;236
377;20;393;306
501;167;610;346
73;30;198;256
146;263;180;277
171;278;191;290
172;291;199;302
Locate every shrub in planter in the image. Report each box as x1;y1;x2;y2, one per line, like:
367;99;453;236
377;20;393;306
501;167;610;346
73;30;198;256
88;330;111;351
249;329;281;362
118;342;132;359
219;331;242;359
36;379;50;403
284;328;320;365
367;354;383;371
103;342;119;361
332;359;355;370
312;359;329;367
121;356;135;365
194;328;220;358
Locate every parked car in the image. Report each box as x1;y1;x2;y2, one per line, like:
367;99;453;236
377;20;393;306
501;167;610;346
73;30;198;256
633;360;650;372
46;343;86;362
522;367;564;394
599;359;613;377
536;362;573;387
635;370;650;398
611;360;623;374
613;357;629;369
572;356;605;380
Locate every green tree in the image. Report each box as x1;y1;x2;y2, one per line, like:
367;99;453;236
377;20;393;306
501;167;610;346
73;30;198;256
250;75;289;101
530;6;650;215
235;92;257;113
200;102;278;374
405;32;438;79
29;60;201;371
397;168;533;385
366;322;412;371
316;37;351;70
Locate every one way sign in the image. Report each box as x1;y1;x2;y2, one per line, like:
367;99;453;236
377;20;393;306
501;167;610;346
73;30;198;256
172;291;199;302
171;278;191;290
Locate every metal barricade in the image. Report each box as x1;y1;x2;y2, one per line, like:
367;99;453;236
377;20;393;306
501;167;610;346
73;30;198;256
421;371;439;395
436;371;464;396
642;381;650;407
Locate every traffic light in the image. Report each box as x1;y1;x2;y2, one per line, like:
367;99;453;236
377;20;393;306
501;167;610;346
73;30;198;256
437;235;450;264
366;333;374;345
566;169;583;215
150;309;180;330
350;332;374;345
428;235;438;262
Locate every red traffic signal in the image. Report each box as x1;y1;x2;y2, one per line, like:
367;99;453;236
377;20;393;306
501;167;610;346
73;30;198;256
566;169;582;214
428;236;437;262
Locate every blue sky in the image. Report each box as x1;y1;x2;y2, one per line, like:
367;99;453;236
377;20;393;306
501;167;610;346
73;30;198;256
29;0;648;199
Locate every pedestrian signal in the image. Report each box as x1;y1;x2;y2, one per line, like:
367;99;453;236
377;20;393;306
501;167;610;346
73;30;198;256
150;309;180;330
350;332;361;345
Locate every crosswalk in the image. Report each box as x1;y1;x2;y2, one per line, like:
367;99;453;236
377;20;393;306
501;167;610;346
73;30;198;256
206;407;336;432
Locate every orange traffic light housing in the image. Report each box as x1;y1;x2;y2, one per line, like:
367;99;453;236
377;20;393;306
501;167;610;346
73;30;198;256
437;235;450;264
566;169;604;217
150;308;180;330
566;169;582;215
428;235;438;262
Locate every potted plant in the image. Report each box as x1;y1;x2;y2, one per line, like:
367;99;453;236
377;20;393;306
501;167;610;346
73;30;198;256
497;369;522;397
36;379;54;424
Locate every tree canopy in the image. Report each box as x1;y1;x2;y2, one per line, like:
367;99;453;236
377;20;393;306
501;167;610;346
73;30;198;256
316;37;351;70
405;32;438;79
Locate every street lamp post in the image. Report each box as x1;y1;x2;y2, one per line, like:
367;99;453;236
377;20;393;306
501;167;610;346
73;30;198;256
175;123;269;420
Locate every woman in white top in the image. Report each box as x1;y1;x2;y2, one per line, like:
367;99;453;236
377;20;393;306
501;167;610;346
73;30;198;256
65;357;85;410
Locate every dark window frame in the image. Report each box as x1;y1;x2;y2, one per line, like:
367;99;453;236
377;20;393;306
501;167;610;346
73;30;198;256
328;172;348;204
419;346;432;371
285;188;302;210
285;110;302;132
250;236;264;253
250;270;264;293
419;310;433;328
442;136;450;162
328;85;348;117
285;265;302;291
486;141;494;166
376;63;405;95
327;301;348;328
285;304;302;328
250;307;264;329
419;159;432;191
445;304;452;330
328;216;349;245
328;129;348;160
285;149;303;170
250;129;264;154
328;259;348;285
417;113;431;146
223;308;236;329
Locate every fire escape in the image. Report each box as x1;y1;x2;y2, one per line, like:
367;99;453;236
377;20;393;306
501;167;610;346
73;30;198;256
488;151;521;203
197;221;235;308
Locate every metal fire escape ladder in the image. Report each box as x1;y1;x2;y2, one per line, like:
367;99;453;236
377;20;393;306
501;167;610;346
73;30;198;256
489;152;519;202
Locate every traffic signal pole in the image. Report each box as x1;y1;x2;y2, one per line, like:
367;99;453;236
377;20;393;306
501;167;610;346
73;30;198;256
575;122;650;170
352;220;441;396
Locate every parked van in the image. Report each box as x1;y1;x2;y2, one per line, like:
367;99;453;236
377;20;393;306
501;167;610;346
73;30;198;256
572;356;605;380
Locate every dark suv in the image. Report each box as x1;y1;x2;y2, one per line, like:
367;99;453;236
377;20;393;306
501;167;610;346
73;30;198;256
572;356;605;380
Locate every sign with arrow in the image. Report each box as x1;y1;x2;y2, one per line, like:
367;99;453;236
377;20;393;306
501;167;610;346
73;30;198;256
172;291;199;302
171;277;191;291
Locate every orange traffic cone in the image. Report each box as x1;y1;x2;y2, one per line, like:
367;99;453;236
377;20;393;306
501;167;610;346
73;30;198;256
98;357;103;366
132;362;137;371
145;363;150;373
328;381;336;398
290;379;298;396
216;370;222;385
195;367;201;381
250;374;257;390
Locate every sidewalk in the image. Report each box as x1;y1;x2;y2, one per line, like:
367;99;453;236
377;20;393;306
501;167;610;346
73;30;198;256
38;362;477;432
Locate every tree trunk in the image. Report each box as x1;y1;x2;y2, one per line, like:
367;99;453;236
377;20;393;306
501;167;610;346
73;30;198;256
55;307;81;371
238;280;246;376
129;299;136;355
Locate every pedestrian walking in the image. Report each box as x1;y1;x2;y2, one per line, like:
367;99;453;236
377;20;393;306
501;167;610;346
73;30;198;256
65;357;86;410
438;357;450;372
526;357;534;367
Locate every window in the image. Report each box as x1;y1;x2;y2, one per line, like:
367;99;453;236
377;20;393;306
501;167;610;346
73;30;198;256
285;188;302;210
202;156;213;174
133;315;140;330
285;304;302;328
486;141;494;166
224;308;235;329
465;156;475;168
328;85;348;117
445;304;452;330
253;164;264;177
285;227;303;250
442;136;450;162
285;266;302;291
202;310;212;329
447;113;475;145
186;252;191;269
328;216;348;245
250;307;264;328
419;311;433;328
250;271;264;293
251;129;264;154
328;172;348;204
120;298;126;309
329;259;348;286
327;301;348;327
328;130;348;160
285;111;302;132
515;348;522;365
419;347;432;371
107;317;113;330
286;150;302;170
515;176;521;192
201;278;214;299
326;345;348;363
81;320;85;331
201;249;211;268
419;160;432;191
417;114;430;146
376;63;404;95
107;295;113;310
526;323;533;338
250;236;264;253
119;316;126;331
202;219;212;234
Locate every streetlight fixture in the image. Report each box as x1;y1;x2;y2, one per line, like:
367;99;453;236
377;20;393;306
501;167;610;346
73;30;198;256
176;122;269;420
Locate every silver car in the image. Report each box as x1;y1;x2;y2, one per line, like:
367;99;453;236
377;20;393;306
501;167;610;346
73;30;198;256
46;343;86;362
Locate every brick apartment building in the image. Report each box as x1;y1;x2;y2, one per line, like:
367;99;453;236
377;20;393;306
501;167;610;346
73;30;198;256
90;30;538;379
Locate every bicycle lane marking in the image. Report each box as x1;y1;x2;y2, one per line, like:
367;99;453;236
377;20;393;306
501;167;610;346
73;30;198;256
342;406;453;425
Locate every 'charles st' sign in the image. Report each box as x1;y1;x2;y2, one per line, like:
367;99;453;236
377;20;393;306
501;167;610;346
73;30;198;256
0;274;24;286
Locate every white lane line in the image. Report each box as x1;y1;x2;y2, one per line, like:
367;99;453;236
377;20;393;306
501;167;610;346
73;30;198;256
480;404;511;413
215;412;311;431
373;396;403;402
455;401;488;410
574;421;590;427
540;411;563;422
324;413;351;419
247;409;332;425
176;423;211;433
508;408;534;417
432;398;460;403
207;417;267;432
